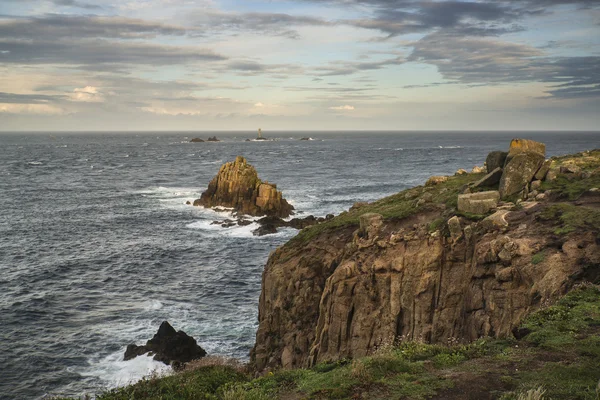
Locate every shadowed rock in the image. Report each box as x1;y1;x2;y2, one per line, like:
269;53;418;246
473;167;503;188
486;151;508;173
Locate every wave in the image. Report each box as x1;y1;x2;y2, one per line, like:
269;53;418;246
27;161;43;165
80;351;171;390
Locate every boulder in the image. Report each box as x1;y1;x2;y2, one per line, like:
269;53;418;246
473;167;503;188
499;152;545;199
481;210;511;230
535;160;552;180
124;321;206;367
486;151;508;173
190;138;204;143
207;136;220;142
195;156;294;218
457;191;500;214
426;176;448;186
506;138;546;164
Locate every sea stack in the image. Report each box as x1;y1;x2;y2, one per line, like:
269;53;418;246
194;156;294;218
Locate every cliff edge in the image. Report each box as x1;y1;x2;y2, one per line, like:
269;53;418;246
250;145;600;372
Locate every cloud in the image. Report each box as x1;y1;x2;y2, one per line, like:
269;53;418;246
407;32;600;99
70;86;105;102
0;15;188;40
0;39;226;67
187;10;332;39
314;56;404;76
329;105;355;110
2;0;102;10
0;91;64;104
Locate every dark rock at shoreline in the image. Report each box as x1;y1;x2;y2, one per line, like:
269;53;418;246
190;138;205;143
124;321;206;367
207;136;220;142
252;215;322;236
300;137;312;141
195;156;294;218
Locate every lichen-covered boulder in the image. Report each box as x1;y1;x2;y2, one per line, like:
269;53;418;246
195;156;294;218
506;138;546;164
499;152;545;199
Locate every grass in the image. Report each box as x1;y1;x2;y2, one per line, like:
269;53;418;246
537;203;600;235
531;251;545;265
54;285;600;400
287;172;484;246
541;149;600;200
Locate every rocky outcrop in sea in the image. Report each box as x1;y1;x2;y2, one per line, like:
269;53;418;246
125;321;207;369
194;156;294;218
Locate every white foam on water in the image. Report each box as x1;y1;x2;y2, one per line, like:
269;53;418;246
144;299;164;311
80;351;171;389
186;220;260;238
28;161;43;165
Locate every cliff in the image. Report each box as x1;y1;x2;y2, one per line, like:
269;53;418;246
194;156;294;218
250;146;600;372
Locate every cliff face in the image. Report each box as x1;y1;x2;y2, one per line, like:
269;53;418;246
194;156;294;218
250;149;600;372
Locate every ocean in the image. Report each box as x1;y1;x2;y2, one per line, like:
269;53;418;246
1;131;599;399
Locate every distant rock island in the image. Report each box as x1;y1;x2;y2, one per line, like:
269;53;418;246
189;136;220;142
193;156;294;218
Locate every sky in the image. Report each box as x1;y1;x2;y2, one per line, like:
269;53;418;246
0;0;599;131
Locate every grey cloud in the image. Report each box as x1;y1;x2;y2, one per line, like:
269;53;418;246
225;60;305;76
187;10;331;39
0;92;64;104
52;0;102;9
408;32;600;99
0;39;226;67
303;0;597;37
2;0;102;10
314;56;403;76
0;15;187;40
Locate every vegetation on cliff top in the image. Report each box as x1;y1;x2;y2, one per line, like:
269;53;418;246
56;284;600;400
287;171;486;246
